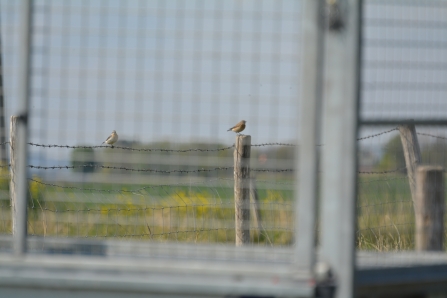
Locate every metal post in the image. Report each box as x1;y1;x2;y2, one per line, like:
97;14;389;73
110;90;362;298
295;0;325;274
13;0;32;256
320;0;362;297
234;135;251;246
0;33;7;164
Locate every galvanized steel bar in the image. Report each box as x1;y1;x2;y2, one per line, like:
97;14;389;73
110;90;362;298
320;0;362;297
13;0;32;256
295;0;325;275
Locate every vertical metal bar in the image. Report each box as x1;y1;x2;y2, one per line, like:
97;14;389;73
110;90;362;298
13;0;32;256
295;0;324;274
320;0;362;297
0;33;7;164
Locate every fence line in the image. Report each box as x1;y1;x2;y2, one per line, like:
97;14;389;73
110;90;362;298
416;132;447;141
22;128;447;152
26;128;402;150
27;164;407;175
2;127;446;247
28;143;235;152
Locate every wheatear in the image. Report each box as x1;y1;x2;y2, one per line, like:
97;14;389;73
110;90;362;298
102;130;118;146
227;120;246;135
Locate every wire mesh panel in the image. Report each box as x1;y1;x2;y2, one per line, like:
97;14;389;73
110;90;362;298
361;0;447;121
0;165;9;235
358;0;447;254
0;0;302;252
357;127;414;251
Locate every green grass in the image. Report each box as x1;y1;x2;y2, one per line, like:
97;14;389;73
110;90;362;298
2;176;294;245
357;174;414;251
1;173;446;251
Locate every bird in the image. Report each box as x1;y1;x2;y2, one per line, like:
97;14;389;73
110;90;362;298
102;130;118;147
227;120;246;135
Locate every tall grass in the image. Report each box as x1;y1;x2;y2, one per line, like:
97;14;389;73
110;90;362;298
1;173;446;250
7;178;294;245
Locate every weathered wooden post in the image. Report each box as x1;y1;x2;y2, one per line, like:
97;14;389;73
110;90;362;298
250;177;272;245
398;124;422;208
10;114;28;254
234;135;251;246
415;165;444;251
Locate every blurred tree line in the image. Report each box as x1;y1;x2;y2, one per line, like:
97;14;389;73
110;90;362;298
71;140;296;178
376;135;447;172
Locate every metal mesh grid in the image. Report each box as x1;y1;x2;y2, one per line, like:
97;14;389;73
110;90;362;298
0;0;302;249
0;0;445;253
24;175;294;245
357;126;447;251
361;0;447;120
359;0;447;252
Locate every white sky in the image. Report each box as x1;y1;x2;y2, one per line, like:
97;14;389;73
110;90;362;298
0;0;446;163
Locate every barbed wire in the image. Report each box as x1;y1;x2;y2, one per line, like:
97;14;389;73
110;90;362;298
315;128;399;146
357;176;407;184
27;143;235;152
27;164;408;175
357;127;399;141
358;167;407;175
28;164;297;174
28;177;297;195
25;128;404;152
251;143;295;147
3;129;444;155
30;204;236;213
416;132;447;141
28;164;234;174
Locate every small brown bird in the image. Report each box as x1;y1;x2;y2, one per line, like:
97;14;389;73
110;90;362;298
102;130;118;146
227;120;246;135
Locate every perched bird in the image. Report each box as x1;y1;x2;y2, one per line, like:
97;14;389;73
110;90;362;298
227;120;246;135
102;130;118;146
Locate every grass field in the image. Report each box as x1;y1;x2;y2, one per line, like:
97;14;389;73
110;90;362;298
1;172;446;251
357;175;416;251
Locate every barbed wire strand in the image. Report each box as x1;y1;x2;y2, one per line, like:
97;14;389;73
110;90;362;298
27;143;235;152
358;166;407;175
28;164;407;175
1;128;443;153
26;128;402;151
28;177;296;194
416;132;447;141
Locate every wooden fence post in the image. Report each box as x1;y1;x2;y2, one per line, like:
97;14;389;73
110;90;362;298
398;124;422;208
250;177;271;245
415;165;444;251
234;135;251;246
